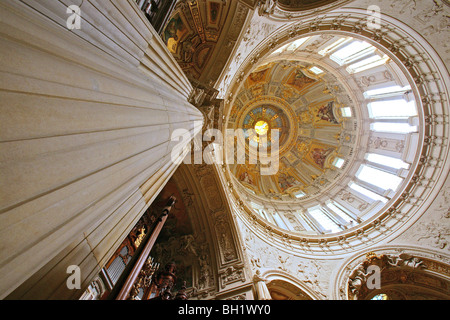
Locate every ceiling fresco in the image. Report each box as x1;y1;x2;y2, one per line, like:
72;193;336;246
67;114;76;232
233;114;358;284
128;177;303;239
277;0;341;11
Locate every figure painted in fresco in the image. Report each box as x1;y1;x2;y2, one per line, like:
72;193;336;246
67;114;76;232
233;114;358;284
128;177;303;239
267;189;282;200
181;39;195;62
316;101;339;124
310;147;333;168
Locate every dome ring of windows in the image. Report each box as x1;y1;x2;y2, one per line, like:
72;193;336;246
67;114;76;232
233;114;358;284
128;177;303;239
220;18;449;254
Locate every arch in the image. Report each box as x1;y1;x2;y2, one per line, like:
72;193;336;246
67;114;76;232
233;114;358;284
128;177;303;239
261;269;322;300
161;0;249;84
331;245;450;300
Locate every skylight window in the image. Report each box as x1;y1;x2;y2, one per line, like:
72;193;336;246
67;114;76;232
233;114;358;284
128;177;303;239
349;182;388;203
370;122;417;133
273;211;288;229
271;43;289;55
356;165;403;191
332;41;371;59
346;54;389;73
372;294;389;300
286;37;310;52
366;153;410;170
326;202;353;223
368;100;417;119
251;202;264;210
319;37;351;56
295;191;306;198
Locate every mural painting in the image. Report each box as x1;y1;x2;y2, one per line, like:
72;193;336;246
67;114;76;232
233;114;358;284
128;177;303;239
239;170;255;185
150;179;195;288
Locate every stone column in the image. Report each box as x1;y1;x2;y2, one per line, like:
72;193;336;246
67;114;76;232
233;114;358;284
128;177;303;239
0;0;202;299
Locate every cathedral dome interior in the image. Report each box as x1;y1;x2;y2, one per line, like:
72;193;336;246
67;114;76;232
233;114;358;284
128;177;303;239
277;0;342;11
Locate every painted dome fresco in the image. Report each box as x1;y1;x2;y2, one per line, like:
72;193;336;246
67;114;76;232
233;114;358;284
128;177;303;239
224;34;422;236
227;59;357;203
